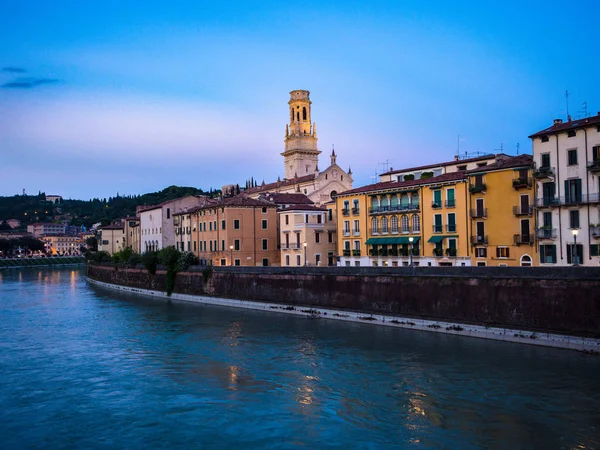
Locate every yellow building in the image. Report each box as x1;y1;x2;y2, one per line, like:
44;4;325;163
467;154;535;266
97;224;125;255
336;172;472;267
123;217;140;253
42;234;81;255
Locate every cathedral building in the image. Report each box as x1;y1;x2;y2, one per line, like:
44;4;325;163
245;90;353;205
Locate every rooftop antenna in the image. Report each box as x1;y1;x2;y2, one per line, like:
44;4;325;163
565;90;570;119
370;172;378;184
516;143;520;155
378;159;392;174
577;101;589;118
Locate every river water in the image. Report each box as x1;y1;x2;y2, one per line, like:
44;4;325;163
0;268;598;449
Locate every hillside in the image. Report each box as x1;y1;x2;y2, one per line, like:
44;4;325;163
0;185;221;229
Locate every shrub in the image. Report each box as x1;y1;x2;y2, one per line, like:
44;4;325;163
142;251;159;275
178;252;199;271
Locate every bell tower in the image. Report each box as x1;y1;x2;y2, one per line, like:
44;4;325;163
282;90;320;180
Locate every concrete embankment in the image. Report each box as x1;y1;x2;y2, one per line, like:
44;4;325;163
87;264;600;353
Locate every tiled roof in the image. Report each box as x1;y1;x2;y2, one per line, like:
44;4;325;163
137;195;212;214
337;171;467;197
529;114;600;138
259;193;314;205
194;195;276;211
172;199;218;215
100;224;124;230
278;204;327;212
380;154;505;176
244;174;316;194
123;216;139;221
467;154;533;174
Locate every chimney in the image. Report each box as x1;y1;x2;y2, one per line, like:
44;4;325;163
553;119;563;125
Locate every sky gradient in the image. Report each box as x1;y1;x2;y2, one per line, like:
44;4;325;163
1;1;599;199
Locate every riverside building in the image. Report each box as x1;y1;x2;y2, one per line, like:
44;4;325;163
529;114;600;266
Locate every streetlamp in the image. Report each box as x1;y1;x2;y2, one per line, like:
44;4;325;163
303;242;307;266
230;245;234;266
408;236;414;267
571;229;579;266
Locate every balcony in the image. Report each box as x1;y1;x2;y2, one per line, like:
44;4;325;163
513;205;533;216
469;183;487;194
471;235;488;245
431;202;442;209
369;203;420;214
433;248;444;257
470;208;487;218
535;228;557;240
535;197;559;208
432;225;444;234
513;234;534;246
343;230;351;236
343;249;351;256
352;249;361;257
512;177;532;190
282;243;301;250
533;166;554;179
352;229;360;236
591;226;600;239
352;208;360;215
342;209;350;216
587;160;600;174
445;248;457;257
445;200;456;208
445;225;457;233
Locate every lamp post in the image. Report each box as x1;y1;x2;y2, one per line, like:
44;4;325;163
408;236;414;267
230;245;234;266
571;229;579;266
303;242;307;266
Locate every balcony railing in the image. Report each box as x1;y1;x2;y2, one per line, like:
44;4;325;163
431;201;442;209
470;208;487;218
536;194;600;207
445;248;457;257
433;248;444;257
512;177;532;189
471;235;488;245
445;224;457;232
369;203;420;214
513;234;534;246
432;225;443;233
352;208;360;215
590;226;600;239
513;205;533;216
445;200;456;208
469;183;487;194
343;230;351;236
587;160;600;173
353;229;360;236
342;209;350;216
282;243;301;250
535;228;557;240
343;249;351;256
533;166;554;178
535;196;559;207
352;249;361;257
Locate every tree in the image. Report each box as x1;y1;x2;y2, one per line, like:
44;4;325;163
158;246;182;296
0;221;12;231
86;236;98;251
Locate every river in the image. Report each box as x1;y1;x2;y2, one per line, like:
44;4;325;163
0;268;598;449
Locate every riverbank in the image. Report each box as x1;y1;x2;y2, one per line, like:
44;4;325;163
86;265;600;353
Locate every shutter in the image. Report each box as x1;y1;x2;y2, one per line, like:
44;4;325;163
576;179;582;202
567;244;572;264
496;247;501;258
550;245;556;263
506;248;510;258
564;180;569;203
593;146;599;161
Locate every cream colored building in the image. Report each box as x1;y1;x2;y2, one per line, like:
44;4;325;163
245;90;353;205
279;204;336;267
27;222;66;237
97;224;125;255
123;217;140;253
42;234;81;255
173;210;195;253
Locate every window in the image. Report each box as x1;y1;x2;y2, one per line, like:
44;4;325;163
193;241;197;252
496;247;510;258
476;262;486;266
234;239;240;251
328;232;333;243
590;245;599;257
593;146;600;161
401;215;409;233
221;240;225;251
566;244;583;264
328;209;333;221
262;239;268;250
353;220;360;234
167;208;170;219
315;233;320;244
446;188;455;207
475;247;487;258
210;241;213;251
285;215;289;225
432;190;442;207
262;220;268;229
286;255;290;266
567;129;576;138
296;255;301;265
235;259;241;266
353;199;359;213
305;214;309;223
222;220;226;230
539;244;557;264
317;215;322;224
234;219;240;230
344;220;350;234
391;216;399;234
447;213;456;232
209;222;213;231
567;149;578;166
541;135;549;142
520;255;532;267
412;215;420;233
220;259;226;266
262;207;267;214
541;153;551;168
371;217;378;234
262;258;269;267
434;214;442;233
569;210;580;229
381;217;389;234
565;179;582;204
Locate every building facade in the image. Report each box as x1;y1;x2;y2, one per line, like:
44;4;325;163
123;217;140;253
27;222;67;238
97;224;125;255
530;114;600;266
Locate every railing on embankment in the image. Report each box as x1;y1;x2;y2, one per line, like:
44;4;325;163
86;264;600;339
0;256;86;269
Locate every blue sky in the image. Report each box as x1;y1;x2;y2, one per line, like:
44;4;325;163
1;1;598;199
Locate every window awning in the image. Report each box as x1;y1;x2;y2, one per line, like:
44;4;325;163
366;236;421;245
427;235;458;243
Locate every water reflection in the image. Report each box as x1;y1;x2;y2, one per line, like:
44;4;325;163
0;268;599;450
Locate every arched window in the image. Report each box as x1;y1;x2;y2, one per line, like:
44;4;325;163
390;195;398;209
371;197;380;211
380;196;389;211
302;107;307;120
412;215;420;233
412;193;420;209
402;215;410;233
391;216;399;234
520;254;532;267
381;217;389;234
400;193;410;209
372;217;379;234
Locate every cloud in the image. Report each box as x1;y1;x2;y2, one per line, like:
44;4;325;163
2;66;27;73
2;77;59;89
